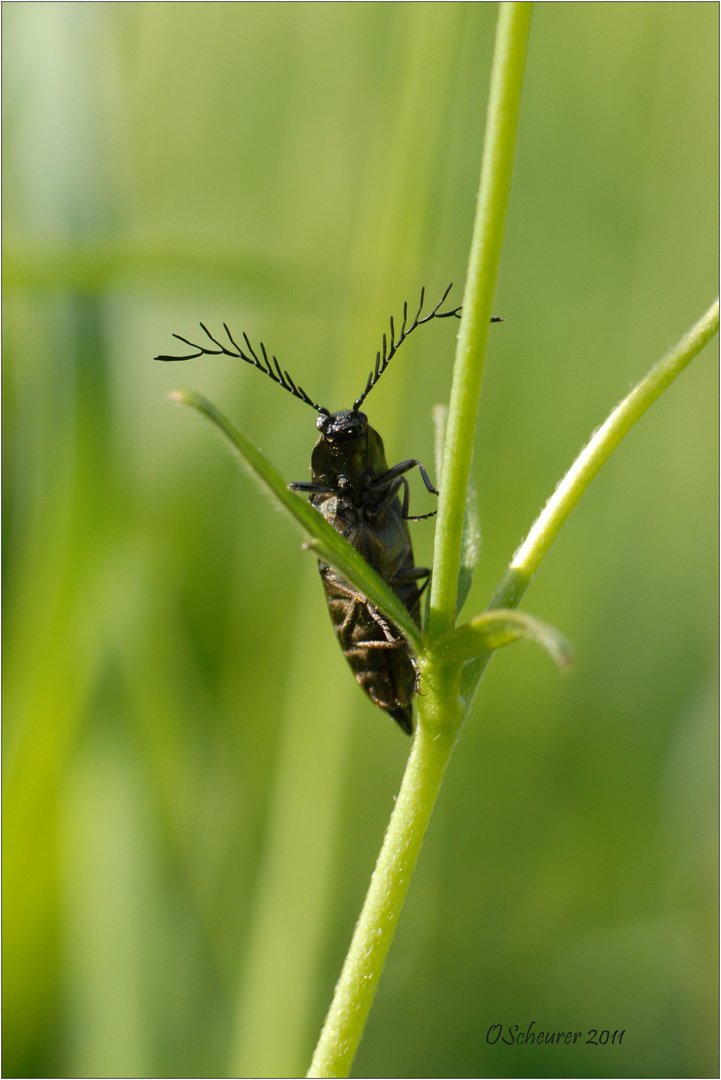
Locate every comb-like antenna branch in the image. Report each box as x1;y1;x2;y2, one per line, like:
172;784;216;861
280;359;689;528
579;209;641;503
155;322;328;416
353;284;463;412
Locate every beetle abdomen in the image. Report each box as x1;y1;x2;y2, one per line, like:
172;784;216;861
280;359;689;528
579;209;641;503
318;562;416;735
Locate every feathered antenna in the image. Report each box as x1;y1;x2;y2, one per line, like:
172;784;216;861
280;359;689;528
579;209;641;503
353;284;463;412
155;323;329;416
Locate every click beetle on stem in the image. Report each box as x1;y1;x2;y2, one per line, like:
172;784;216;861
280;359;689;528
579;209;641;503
156;285;500;733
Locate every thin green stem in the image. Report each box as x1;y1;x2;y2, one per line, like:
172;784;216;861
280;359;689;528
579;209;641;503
428;2;532;641
306;721;460;1079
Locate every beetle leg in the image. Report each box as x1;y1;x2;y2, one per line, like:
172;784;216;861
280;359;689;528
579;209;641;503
333;597;400;659
403;479;437;519
395;565;430;581
399;476;410;518
372;460;438;520
404;508;437;522
411;575;430;613
375;458;439;496
323;584;367;646
364;476;404;522
289;480;339;494
324;574;408;650
407;649;421;692
339;596;369;644
349;621;421;686
384;565;431;625
415;460;438;496
400;470;438;521
319;572;391;646
392;565;429;595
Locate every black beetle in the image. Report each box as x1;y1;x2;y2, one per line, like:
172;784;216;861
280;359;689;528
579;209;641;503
156;286;499;732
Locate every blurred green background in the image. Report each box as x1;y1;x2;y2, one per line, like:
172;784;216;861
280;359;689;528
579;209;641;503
3;3;717;1077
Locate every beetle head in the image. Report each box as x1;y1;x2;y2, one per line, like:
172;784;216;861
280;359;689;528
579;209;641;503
316;409;369;447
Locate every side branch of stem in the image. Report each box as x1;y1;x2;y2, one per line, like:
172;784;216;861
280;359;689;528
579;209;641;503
510;299;720;583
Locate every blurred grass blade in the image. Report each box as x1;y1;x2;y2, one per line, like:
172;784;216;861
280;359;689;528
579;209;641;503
170;389;423;654
432;404;481;620
431;608;573;671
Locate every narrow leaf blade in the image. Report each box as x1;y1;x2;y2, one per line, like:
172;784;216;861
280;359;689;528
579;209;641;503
431;608;573;672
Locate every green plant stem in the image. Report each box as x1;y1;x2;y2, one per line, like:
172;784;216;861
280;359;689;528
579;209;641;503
306;720;460;1079
428;1;532;642
307;8;532;1076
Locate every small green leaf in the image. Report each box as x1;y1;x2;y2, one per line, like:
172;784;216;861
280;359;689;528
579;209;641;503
457;475;481;618
430;608;573;672
432;404;481;618
169;389;424;654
